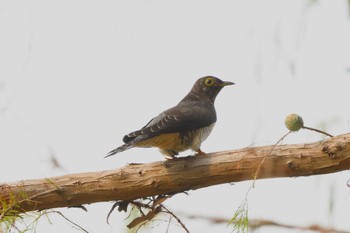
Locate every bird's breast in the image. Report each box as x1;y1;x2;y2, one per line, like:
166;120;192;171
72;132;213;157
180;123;215;150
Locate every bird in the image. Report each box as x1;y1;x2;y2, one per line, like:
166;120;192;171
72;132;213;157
106;76;234;160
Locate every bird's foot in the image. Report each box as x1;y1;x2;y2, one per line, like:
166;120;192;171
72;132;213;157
165;155;175;160
161;149;178;160
195;148;206;156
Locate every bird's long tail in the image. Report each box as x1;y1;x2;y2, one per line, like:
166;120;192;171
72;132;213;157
105;144;134;158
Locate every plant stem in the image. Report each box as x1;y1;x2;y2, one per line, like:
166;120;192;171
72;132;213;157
302;126;334;138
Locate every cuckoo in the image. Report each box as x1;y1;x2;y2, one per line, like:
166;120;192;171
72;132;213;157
106;76;234;159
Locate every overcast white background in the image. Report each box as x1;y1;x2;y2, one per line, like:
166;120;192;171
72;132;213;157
1;0;350;232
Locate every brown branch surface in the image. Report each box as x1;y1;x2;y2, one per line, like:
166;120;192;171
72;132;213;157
1;133;350;214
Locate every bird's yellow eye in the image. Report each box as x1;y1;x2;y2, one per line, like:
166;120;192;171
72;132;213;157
204;77;215;87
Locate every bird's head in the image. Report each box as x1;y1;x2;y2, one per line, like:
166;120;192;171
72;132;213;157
183;76;235;103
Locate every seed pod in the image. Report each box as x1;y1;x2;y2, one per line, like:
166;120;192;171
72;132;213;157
285;114;304;131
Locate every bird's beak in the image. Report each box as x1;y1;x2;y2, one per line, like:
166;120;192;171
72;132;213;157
219;81;235;87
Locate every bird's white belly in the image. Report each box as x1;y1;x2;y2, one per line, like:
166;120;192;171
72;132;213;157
189;123;215;150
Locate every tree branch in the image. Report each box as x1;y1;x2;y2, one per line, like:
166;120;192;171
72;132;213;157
1;133;350;214
180;213;350;233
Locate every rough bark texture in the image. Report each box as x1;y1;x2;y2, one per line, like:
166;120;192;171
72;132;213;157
1;133;350;213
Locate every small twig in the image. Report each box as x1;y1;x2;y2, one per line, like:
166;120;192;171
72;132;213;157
152;195;171;208
303;126;334;137
130;200;154;210
165;215;172;233
105;195;188;232
10;221;22;232
232;131;292;232
127;206;162;229
48;210;89;233
253;131;292;182
161;205;190;233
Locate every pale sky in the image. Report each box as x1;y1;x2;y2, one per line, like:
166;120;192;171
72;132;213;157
1;0;350;232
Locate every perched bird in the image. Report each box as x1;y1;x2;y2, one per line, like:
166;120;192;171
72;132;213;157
106;76;234;159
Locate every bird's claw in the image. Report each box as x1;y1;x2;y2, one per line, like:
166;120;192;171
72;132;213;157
195;149;206;156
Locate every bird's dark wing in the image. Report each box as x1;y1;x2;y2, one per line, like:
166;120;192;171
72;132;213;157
123;102;216;144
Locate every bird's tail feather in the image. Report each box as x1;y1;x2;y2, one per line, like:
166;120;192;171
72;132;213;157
105;144;133;158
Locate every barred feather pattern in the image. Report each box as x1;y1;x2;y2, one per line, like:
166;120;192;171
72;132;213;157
105;144;134;158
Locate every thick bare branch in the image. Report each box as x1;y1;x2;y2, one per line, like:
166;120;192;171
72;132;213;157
1;133;350;214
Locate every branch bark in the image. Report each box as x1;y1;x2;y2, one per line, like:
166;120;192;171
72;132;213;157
1;133;350;214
